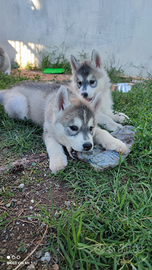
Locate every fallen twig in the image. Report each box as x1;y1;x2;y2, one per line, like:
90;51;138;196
116;75;151;81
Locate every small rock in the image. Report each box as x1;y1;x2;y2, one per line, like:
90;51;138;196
18;183;24;189
74;262;80;268
5;202;11;208
31;199;34;203
36;250;42;258
16;201;22;205
0;248;7;255
29;206;33;210
54;210;59;218
65;201;71;207
27;263;35;270
41;251;51;262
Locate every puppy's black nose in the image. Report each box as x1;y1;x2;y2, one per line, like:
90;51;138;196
83;143;92;151
81;92;88;98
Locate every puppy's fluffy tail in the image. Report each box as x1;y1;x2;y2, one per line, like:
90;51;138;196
0;90;7;104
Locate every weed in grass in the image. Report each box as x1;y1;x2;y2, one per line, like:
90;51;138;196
17;241;26;252
0;111;44;155
32;74;41;80
25;61;39;70
39;46;72;74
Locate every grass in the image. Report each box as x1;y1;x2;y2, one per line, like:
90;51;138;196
0;68;152;269
0;71;29;89
0;73;44;159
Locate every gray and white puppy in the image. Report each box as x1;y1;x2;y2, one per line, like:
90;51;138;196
70;50;129;131
0;47;11;75
0;81;127;173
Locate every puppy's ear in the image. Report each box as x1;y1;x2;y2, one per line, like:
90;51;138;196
55;86;71;113
91;50;103;69
70;55;80;73
90;93;102;115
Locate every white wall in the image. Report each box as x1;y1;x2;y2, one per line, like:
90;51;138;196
1;0;152;76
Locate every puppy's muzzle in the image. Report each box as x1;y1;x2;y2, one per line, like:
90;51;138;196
83;142;92;151
81;92;88;98
67;143;93;160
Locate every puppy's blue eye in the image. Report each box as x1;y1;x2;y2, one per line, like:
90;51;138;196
78;81;82;87
70;125;78;131
89;126;94;132
90;80;95;85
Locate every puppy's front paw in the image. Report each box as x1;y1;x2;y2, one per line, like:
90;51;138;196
108;138;128;154
49;155;67;174
110;123;122;131
117;112;129;123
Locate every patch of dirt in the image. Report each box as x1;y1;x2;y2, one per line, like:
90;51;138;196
0;72;73;269
0;153;73;270
11;69;71;82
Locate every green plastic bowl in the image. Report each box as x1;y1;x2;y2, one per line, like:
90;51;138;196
43;68;65;74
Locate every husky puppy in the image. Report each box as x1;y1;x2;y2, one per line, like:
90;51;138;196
0;81;127;173
70;50;129;131
0;47;11;75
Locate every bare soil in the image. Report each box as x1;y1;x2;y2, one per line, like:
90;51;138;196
11;69;71;82
0;71;73;270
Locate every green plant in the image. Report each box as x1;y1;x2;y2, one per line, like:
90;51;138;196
11;60;20;69
39;46;72;74
77;49;89;61
32;74;41;80
25;61;39;70
17;241;26;252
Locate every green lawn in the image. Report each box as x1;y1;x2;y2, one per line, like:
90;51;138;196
0;71;152;269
